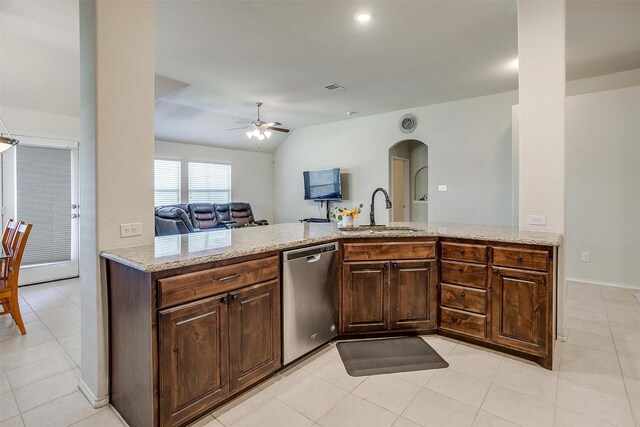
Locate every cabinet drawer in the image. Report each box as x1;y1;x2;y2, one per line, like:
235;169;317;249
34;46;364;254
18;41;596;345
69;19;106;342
441;242;487;264
440;261;487;289
440;307;487;339
158;256;279;308
440;283;486;314
492;247;549;272
343;242;436;261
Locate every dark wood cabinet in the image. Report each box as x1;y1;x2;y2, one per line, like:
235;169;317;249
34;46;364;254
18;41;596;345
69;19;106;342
228;280;281;393
490;266;549;357
389;260;437;330
159;296;229;427
341;261;389;333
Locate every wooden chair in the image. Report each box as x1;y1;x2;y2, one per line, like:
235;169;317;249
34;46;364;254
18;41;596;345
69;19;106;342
0;222;32;335
2;220;24;276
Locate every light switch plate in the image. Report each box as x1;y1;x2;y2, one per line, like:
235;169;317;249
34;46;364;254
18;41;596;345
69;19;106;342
581;251;590;262
528;215;546;226
438;185;448;192
120;223;142;238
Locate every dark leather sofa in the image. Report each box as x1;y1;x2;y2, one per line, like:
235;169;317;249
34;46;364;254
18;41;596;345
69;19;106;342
154;202;268;236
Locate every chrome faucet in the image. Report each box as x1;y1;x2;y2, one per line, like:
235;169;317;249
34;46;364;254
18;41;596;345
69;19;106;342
369;187;392;226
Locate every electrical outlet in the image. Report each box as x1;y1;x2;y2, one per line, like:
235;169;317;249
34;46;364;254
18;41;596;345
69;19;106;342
120;223;142;238
528;215;546;226
581;251;590;262
438;185;448;192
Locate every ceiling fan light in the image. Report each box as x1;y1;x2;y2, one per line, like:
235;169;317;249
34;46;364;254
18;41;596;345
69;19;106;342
252;129;261;137
264;130;272;138
257;134;265;141
246;131;253;138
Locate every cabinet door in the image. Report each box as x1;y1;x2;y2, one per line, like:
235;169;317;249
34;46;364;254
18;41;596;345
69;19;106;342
159;296;229;427
341;261;389;333
490;267;549;356
389;260;437;330
228;280;281;393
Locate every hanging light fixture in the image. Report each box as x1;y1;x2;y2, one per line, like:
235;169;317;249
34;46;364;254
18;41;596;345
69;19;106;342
245;102;273;141
0;117;19;153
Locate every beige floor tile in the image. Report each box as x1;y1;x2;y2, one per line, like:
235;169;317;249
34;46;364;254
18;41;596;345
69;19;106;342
0;415;24;427
402;388;478;427
392;417;421;427
0;314;38;333
607;313;640;330
565;318;612;339
624;375;640;402
554;407;616;427
213;387;273;425
21;391;102;427
0;322;47;343
566;300;608;315
68;348;82;367
231;398;313;427
28;297;73;312
612;326;640;345
556;379;634;427
70;408;123;426
263;368;312;397
312;356;367;392
492;358;558;403
13;369;79;412
0;330;56;357
472;411;519;427
58;333;81;351
296;346;339;374
619;356;640;379
353;374;421;415
566;292;605;306
425;368;490;407
35;304;80;324
614;340;640;361
420;335;459;357
559;360;627;398
6;353;76;389
276;374;347;421
48;322;81;339
189;415;223;427
383;368;435;387
630;400;640;426
604;298;640;311
0;372;10;395
566;328;616;353
601;287;636;302
0;392;19;422
561;343;621;373
444;345;502;381
481;384;554;427
0;341;66;372
317;393;398;427
565;307;609;325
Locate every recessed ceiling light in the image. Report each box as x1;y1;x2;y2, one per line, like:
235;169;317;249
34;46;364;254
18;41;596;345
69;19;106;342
355;12;372;23
346;111;357;116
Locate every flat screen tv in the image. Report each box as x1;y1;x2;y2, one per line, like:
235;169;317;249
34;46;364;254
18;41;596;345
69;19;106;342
303;168;342;201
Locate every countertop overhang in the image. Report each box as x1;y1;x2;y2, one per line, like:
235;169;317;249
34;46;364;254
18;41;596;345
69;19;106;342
100;222;562;273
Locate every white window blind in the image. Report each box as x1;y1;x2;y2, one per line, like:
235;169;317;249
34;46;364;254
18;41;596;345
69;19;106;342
155;159;181;206
16;145;72;266
188;162;231;204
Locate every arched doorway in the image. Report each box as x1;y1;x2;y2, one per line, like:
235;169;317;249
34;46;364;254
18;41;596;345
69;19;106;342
388;139;428;222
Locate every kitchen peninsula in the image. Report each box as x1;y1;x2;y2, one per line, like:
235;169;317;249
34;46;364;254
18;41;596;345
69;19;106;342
102;222;562;427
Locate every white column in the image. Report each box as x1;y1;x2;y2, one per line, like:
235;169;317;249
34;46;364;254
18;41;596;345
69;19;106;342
78;0;155;406
517;0;565;233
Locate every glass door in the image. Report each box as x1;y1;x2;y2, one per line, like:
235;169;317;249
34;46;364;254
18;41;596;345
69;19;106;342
1;135;79;285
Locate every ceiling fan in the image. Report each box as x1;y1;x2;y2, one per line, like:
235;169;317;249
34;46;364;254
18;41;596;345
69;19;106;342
227;102;290;140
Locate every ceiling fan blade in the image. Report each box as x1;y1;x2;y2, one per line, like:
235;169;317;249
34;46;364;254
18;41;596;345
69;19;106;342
265;122;282;127
226;126;250;131
267;127;290;133
234;121;252;124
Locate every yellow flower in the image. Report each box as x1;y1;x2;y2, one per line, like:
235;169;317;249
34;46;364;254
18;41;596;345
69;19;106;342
352;211;359;219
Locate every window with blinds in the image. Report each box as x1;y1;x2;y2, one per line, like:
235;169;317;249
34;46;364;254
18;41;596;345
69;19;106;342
155;159;181;206
188;162;231;204
16;145;72;266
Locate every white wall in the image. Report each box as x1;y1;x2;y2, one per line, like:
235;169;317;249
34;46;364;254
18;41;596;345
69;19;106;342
566;85;640;288
155;140;275;224
274;91;517;226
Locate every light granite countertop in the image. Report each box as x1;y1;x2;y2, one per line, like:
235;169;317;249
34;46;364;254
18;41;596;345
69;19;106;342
100;222;562;273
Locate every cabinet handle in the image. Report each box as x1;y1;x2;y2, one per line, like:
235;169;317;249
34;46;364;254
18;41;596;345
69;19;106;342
392;262;398;269
219;273;241;282
458;267;464;272
515;255;523;262
460;292;466;299
228;293;237;301
458;249;465;255
220;295;227;304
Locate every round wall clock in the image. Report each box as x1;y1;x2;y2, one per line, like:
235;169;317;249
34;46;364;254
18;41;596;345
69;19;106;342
399;114;417;134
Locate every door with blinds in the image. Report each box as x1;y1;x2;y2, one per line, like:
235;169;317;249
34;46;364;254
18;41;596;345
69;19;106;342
1;136;79;285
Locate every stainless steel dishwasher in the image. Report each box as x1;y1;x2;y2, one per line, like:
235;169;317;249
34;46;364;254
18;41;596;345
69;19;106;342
282;242;339;364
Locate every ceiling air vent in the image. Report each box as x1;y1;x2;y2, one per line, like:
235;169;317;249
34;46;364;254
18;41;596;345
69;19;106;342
324;83;345;91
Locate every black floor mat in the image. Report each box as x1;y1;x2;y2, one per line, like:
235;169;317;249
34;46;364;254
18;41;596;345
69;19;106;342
336;336;449;377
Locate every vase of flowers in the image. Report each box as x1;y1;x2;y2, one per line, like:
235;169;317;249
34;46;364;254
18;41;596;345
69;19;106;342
330;204;363;228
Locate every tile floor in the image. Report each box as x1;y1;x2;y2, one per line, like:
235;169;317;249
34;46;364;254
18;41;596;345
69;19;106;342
1;279;639;426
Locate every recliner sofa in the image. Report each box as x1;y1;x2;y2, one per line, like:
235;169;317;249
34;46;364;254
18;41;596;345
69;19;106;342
154;202;268;236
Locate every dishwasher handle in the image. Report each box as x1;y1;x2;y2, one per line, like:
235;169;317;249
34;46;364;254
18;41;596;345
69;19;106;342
283;242;338;262
306;254;322;263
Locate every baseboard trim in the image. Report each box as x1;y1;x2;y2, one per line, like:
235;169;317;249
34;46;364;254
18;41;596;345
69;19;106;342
566;277;640;290
78;377;110;409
